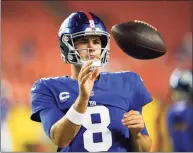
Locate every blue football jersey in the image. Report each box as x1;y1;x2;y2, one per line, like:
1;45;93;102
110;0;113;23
30;71;152;152
167;100;193;152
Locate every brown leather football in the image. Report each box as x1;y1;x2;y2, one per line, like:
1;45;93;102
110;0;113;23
111;20;167;60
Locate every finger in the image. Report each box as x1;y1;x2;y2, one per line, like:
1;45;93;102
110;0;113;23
79;63;93;81
80;71;92;85
122;119;144;126
124;110;140;116
122;115;142;122
82;61;93;69
91;68;100;80
124;110;140;117
80;61;92;73
127;124;144;129
79;61;93;75
79;65;92;81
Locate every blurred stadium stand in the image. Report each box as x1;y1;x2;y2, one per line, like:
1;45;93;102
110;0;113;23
1;1;192;152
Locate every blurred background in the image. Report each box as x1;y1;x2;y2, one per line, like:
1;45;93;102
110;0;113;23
1;1;192;152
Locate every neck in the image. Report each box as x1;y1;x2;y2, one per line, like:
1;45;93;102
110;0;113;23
71;65;81;80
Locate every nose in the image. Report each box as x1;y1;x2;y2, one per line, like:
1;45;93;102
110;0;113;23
88;41;94;48
88;41;95;53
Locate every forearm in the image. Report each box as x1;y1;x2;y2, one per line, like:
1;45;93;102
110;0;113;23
50;96;89;148
129;133;152;152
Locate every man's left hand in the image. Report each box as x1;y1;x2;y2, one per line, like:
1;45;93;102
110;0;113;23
122;110;144;136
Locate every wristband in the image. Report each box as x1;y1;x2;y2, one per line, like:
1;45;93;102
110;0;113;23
65;105;85;125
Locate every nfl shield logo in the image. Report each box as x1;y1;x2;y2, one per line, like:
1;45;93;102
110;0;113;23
90;91;94;96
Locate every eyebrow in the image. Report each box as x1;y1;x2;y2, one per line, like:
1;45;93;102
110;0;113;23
75;38;100;42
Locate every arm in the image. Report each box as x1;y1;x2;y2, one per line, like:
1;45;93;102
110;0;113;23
129;132;152;152
40;61;99;148
122;110;152;152
49;96;89;148
124;73;153;151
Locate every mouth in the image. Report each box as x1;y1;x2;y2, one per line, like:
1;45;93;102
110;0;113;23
80;55;100;62
89;55;97;60
82;55;99;61
80;57;102;67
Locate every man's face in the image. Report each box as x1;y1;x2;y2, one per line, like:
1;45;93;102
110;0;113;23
74;36;102;61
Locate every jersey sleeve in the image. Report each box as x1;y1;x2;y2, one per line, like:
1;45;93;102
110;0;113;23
30;79;64;138
130;73;153;110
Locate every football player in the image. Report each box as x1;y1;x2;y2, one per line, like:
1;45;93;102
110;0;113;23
167;68;193;151
30;11;152;152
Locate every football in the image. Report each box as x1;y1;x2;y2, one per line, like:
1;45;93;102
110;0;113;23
111;20;167;60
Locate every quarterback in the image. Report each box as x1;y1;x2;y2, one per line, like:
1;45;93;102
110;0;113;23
30;12;152;152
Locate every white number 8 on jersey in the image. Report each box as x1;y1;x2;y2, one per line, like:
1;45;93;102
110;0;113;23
82;106;112;152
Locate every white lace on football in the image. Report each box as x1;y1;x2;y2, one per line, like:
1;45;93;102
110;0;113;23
134;20;157;31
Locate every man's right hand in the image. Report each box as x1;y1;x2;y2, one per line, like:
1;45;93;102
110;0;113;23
50;62;100;147
78;61;100;99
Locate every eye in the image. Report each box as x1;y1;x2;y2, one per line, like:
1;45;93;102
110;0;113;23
93;41;101;45
81;41;88;44
75;41;87;46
